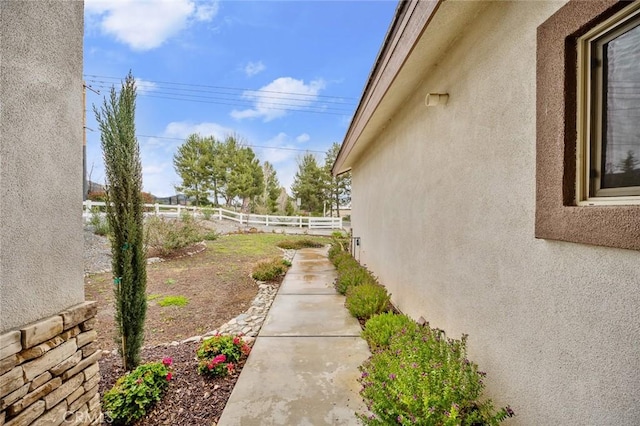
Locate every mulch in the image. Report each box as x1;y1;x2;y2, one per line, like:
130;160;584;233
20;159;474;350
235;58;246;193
99;341;246;425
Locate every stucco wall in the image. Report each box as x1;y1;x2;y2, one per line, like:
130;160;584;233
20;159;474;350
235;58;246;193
0;1;85;333
351;1;640;424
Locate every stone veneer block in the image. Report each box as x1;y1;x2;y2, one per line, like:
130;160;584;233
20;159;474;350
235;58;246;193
29;372;52;392
0;385;28;411
0;333;20;356
66;386;84;405
87;393;99;412
0;356;18;377
59;327;80;342
83;363;99;382
4;400;44;426
0;368;24;399
79;319;95;333
43;373;83;410
0;410;4;426
68;384;97;413
0;344;21;361
8;378;61;416
81;342;98;358
83;374;100;394
22;340;77;382
30;400;67;426
60;303;97;331
75;331;96;349
61;351;100;381
18;336;64;363
21;317;63;349
50;351;82;376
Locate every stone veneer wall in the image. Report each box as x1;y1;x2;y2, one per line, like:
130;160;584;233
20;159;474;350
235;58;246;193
0;302;100;426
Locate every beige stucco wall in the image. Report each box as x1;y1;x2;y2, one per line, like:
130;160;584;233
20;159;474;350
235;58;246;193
351;1;640;424
0;1;85;333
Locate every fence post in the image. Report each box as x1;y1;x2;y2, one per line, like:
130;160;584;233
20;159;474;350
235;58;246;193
266;215;269;227
153;203;158;215
177;205;182;217
218;208;222;220
86;200;92;216
299;216;302;228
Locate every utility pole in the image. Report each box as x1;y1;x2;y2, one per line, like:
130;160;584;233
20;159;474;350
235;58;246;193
83;81;99;200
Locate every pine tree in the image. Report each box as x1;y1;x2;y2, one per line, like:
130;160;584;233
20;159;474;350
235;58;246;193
173;134;215;206
94;72;146;370
262;162;281;214
291;153;325;214
323;142;351;216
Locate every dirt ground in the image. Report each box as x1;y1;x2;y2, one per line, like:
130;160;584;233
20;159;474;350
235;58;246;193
86;242;271;351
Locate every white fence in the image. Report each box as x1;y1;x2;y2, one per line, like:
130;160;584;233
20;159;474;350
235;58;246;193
82;201;342;230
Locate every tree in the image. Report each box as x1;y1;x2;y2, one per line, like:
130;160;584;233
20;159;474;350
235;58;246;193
227;145;264;212
323;142;351;217
173;134;215;206
94;72;146;370
291;153;325;214
262;161;281;214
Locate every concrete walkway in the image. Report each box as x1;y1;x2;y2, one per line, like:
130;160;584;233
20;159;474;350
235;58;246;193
218;247;370;425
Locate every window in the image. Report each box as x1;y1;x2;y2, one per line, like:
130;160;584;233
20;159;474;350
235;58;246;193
535;0;640;251
577;3;640;204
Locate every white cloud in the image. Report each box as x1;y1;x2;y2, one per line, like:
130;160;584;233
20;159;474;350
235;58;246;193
244;61;266;77
163;121;235;140
85;0;219;51
231;77;326;122
134;78;157;95
296;133;310;143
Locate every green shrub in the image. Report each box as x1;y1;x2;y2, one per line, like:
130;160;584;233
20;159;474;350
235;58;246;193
358;326;514;425
103;358;173;425
157;295;189;307
196;335;251;378
145;215;204;256
332;251;358;271
89;207;110;236
276;238;324;250
252;258;289;281
361;313;417;350
201;230;218;241
335;263;375;295
345;283;390;320
201;207;214;220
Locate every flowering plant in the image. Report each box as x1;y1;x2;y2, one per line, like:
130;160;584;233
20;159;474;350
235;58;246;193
196;334;251;378
103;358;174;425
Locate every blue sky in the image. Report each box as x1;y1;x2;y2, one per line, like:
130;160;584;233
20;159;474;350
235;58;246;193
84;0;397;197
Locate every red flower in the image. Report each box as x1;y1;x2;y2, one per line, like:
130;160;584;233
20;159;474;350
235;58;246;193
241;344;251;355
136;378;143;385
166;372;173;381
226;363;235;373
213;354;226;363
233;337;241;345
162;357;173;367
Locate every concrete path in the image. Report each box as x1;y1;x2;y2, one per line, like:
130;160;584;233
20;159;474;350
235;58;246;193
217;247;370;425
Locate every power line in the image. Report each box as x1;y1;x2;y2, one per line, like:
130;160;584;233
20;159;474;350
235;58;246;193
87;83;354;115
84;74;358;102
135;134;327;153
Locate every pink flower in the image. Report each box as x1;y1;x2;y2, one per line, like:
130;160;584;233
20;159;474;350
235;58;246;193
213;354;226;363
162;357;173;367
136;378;143;385
233;337;241;345
166;372;173;381
226;363;235;373
241;344;251;355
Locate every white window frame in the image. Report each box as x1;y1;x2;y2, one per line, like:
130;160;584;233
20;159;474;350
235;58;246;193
576;1;640;206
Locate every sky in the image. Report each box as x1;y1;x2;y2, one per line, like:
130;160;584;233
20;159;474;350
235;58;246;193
83;0;398;197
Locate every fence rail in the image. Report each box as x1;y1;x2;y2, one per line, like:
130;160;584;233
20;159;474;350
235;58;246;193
82;201;343;230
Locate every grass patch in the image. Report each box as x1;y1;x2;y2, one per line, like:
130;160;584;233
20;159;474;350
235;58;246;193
157;295;189;307
209;234;328;256
252;258;290;281
147;294;162;301
276;238;325;250
165;278;176;286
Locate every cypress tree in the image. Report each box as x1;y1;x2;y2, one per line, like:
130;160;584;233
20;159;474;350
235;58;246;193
94;72;146;370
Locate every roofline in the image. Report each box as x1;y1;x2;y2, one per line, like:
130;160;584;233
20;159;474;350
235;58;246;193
332;0;442;175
